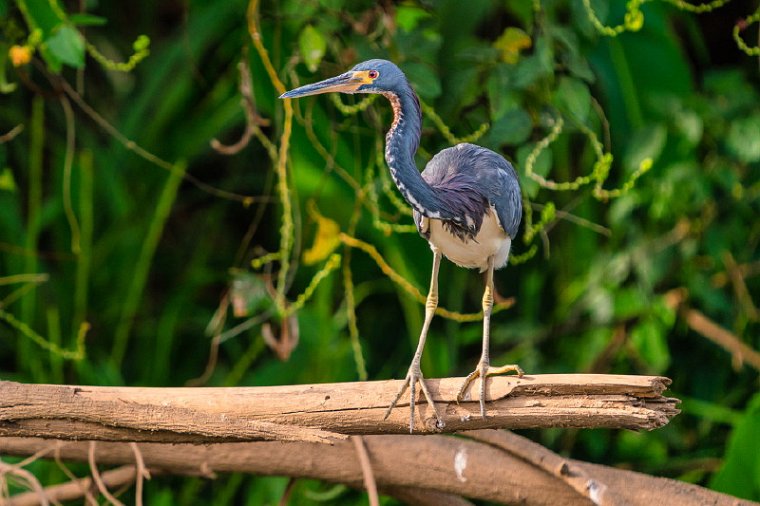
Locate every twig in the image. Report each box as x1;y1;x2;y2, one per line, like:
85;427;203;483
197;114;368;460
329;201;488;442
261;315;300;361
711;260;760;288
664;288;760;372
58;94;81;254
6;466;141;506
54;442;98;505
186;333;222;386
682;307;760;372
186;294;229;386
531;202;611;237
129;443;150;506
352;436;379;506
88;442;124;506
210;56;273;156
0;124;24;144
0;460;49;506
278;478;296;506
722;251;758;321
12;445;55;470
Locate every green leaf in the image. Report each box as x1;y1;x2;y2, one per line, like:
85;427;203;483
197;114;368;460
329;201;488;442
652;296;676;330
726;114;760;163
623;125;666;174
298;25;326;73
630;317;670;373
0;167;16;192
493;27;531;64
612;287;647;319
673;109;703;148
511;36;553;89
395;5;430;32
46;25;85;69
21;0;64;36
489;107;532;146
567;54;595;82
554;77;591;124
487;67;521;118
710;393;760;500
69;13;108;26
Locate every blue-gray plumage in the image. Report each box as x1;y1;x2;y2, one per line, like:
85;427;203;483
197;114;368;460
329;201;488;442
281;59;524;432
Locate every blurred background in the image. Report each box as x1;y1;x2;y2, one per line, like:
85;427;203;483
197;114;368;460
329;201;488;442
1;0;758;503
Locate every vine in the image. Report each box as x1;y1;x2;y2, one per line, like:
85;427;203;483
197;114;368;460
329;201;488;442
0;308;87;361
734;8;760;56
85;35;151;72
524;113;652;200
582;0;732;37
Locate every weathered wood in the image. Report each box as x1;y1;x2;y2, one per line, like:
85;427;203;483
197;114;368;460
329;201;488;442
0;375;679;443
0;433;752;506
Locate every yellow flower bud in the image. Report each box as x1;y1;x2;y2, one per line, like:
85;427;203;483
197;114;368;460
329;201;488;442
9;45;32;67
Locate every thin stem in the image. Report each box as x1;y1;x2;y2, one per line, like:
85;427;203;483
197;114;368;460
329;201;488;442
59;95;81;254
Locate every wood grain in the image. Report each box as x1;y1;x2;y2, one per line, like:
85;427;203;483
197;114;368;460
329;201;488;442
0;375;679;443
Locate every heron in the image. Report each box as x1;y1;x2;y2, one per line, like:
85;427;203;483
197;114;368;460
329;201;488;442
281;59;523;431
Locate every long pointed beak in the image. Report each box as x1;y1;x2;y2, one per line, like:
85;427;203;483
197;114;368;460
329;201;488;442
279;71;363;99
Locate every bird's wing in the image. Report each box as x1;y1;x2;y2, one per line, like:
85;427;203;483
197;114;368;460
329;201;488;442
486;156;522;239
423;144;522;239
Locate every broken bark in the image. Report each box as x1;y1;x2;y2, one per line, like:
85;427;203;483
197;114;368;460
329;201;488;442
0;374;679;443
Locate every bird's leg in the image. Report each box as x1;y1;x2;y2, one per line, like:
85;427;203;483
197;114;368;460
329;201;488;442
457;256;524;418
384;251;443;432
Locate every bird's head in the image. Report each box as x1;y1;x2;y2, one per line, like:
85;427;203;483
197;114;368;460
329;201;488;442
280;59;405;99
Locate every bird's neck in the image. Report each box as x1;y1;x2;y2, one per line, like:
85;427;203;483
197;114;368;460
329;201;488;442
382;86;448;219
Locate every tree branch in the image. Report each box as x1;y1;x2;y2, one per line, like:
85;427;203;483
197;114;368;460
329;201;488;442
0;375;678;443
5;465;142;506
0;375;679;440
0;432;749;506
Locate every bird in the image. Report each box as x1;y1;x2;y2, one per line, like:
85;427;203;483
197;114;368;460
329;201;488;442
280;59;523;432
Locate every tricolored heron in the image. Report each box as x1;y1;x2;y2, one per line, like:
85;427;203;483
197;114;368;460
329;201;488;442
281;59;523;431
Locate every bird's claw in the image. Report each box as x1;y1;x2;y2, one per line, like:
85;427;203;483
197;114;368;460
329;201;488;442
456;362;524;418
384;363;443;433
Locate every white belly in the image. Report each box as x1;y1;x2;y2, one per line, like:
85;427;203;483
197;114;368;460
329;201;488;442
425;209;512;272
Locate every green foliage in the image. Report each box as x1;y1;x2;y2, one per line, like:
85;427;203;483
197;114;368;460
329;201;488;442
710;393;760;498
45;25;84;68
1;0;759;503
298;25;327;72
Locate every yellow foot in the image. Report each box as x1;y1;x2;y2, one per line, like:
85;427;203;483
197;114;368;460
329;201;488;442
383;363;444;433
456;362;524;418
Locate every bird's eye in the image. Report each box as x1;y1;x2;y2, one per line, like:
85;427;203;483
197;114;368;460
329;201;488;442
368;70;379;79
